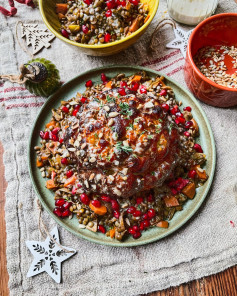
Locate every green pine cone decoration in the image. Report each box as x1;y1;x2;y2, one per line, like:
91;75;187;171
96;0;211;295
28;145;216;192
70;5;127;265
25;58;60;97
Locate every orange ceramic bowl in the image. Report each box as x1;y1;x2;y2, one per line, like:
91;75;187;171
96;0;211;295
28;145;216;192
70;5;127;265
184;13;237;107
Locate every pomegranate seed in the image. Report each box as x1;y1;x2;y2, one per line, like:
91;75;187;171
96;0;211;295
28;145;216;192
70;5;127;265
101;73;107;82
101;195;111;202
162;103;169;111
61;157;68;165
80;193;90;205
98;225;106;233
171;188;178;195
188;170;197;179
140;85;147;94
63;201;72;210
176;116;185;125
85;80;93;87
132;225;139;232
61;29;69;39
105;9;112;17
52;127;60;135
133;210;141;217
83;0;92;4
91;200;101;208
147;194;154;202
193;143;203;153
118;87;126;96
148;208;156;219
51;134;59;141
185;121;193;129
104;33;111;43
113;210;120;219
80;97;87;103
127;206;136;214
77;183;82;188
131;82;139;91
133;231;141;239
139;221;145;231
53;208;62;217
82;25;89;34
71;186;77;195
39;131;45;139
72;108;79;116
59;138;64;144
136;197;143;204
142;213;149;220
111;199;119;210
55;199;65;207
171;106;179;115
106;0;115;9
143;220;150;228
66;170;73;178
44;131;50;140
160;89;167;96
120;0;126;5
184;131;190;137
62;209;70;217
62;106;69;113
130;0;139;5
120;81;127;88
128;227;136;235
184;106;192;112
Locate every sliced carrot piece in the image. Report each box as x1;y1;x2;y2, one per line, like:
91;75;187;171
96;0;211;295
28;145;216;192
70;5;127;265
109;228;115;238
104;81;112;89
144;15;150;23
89;202;107;215
58;13;65;20
182;182;196;199
37;158;43;167
51;171;57;181
129;17;140;33
64;175;77;187
46;179;57;189
164;196;179;207
193;165;207;180
46;121;57;128
157;221;169;228
55;3;68;14
131;75;142;83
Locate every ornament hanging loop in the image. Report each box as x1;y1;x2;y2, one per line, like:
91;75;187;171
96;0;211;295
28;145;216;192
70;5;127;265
149;18;176;51
0;64;36;84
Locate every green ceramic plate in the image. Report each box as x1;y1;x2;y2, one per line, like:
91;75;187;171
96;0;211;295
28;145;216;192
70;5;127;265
28;65;216;247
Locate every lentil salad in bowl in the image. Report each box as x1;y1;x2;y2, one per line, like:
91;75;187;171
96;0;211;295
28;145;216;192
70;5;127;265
39;0;159;56
29;65;215;247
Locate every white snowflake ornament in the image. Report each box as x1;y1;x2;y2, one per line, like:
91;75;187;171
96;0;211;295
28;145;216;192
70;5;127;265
20;23;55;55
26;226;76;283
166;27;194;57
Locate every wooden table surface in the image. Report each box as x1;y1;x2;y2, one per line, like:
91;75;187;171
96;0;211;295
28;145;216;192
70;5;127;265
0;142;237;296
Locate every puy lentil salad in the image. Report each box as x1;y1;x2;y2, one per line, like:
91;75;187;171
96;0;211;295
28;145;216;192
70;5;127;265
35;71;208;241
56;0;149;44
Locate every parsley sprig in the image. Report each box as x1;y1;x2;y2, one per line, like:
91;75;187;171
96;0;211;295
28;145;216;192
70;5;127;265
119;103;133;117
115;141;133;154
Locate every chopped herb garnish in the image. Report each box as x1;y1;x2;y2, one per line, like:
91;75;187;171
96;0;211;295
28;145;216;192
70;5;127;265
126;123;133;130
106;95;115;103
168;123;174;134
151;171;155;176
134;118;140;124
115;141;133;154
106;155;112;161
94;132;98;139
159;118;163;122
147;135;154;139
119;102;133;117
94;98;100;103
155;124;162;133
132;154;138;158
110;126;116;131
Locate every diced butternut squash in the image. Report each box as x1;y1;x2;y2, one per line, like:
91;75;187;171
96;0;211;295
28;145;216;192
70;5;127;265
36;158;43;167
182;182;196;199
193;165;207;180
46;121;57;128
164;196;179;207
157;221;169;228
104;81;112;89
89;202;107;215
131;75;142;83
46;180;57;189
58;13;65;20
109;228;115;238
64;175;77;187
56;3;68;14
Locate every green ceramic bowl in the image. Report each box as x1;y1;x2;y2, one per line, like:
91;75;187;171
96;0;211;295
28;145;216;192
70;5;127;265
28;65;216;247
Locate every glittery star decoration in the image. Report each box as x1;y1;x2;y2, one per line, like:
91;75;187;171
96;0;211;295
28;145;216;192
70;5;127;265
26;226;76;283
166;27;194;57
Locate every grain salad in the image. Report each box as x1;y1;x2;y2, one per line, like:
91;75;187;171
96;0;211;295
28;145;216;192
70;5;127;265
55;0;149;44
35;71;208;241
